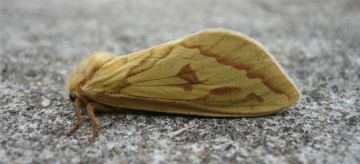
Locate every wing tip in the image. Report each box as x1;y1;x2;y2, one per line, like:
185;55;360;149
196;28;302;106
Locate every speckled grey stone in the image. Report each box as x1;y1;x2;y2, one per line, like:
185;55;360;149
0;0;359;163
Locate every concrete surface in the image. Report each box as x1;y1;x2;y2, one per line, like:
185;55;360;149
0;0;359;163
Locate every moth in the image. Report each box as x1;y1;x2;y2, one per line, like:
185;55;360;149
66;29;300;142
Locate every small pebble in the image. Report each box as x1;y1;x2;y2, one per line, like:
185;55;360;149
84;148;102;158
41;98;51;108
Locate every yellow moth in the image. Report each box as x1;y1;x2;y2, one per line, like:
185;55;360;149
66;28;300;142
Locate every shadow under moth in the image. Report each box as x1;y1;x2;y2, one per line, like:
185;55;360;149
66;29;300;142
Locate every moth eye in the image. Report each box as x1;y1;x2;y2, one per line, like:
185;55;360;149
69;94;76;102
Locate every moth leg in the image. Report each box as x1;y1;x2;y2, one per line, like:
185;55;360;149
86;102;100;142
66;98;82;136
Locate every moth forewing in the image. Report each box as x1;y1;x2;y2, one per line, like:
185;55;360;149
66;28;300;142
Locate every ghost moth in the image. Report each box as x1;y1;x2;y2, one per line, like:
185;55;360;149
66;28;300;142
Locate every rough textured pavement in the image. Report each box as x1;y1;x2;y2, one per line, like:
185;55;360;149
0;0;359;163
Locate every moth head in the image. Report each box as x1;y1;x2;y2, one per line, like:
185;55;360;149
68;94;76;102
66;52;115;100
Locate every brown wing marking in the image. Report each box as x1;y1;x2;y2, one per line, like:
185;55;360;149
107;46;175;93
176;64;201;91
179;42;290;100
